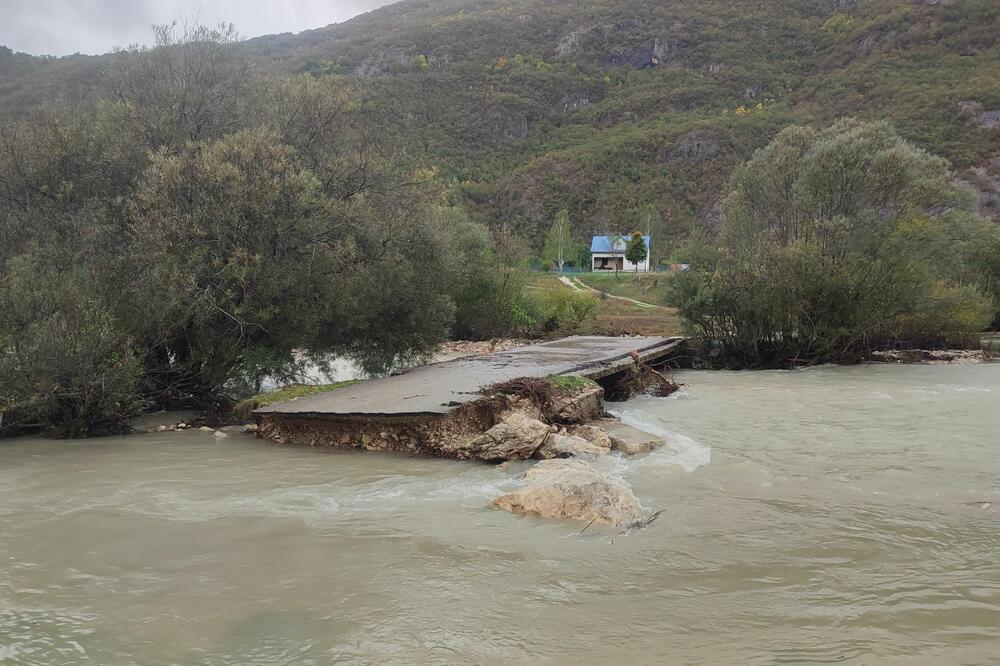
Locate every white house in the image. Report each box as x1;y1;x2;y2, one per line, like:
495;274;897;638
590;235;651;272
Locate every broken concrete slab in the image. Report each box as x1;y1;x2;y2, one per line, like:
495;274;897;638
254;336;683;418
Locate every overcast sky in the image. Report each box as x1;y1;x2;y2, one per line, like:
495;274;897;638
1;0;397;56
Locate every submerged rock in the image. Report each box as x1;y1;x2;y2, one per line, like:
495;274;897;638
492;459;641;526
536;431;610;459
600;421;665;456
466;411;551;461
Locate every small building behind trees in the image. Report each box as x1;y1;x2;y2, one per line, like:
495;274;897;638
590;235;651;272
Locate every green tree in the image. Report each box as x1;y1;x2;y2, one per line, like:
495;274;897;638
128;128;342;397
668;119;993;367
0;22;489;436
625;232;648;273
449;219;534;339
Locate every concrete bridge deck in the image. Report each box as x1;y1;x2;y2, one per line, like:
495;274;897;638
255;336;684;418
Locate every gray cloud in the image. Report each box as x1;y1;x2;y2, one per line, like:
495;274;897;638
1;0;396;56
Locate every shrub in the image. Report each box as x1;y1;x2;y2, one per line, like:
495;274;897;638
524;289;599;335
0;257;146;437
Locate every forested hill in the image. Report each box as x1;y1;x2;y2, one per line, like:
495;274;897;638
2;0;998;258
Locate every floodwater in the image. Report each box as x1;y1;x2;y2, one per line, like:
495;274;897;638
1;364;999;665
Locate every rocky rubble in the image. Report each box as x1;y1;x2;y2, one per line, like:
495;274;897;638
150;422;257;435
871;349;987;365
458;405;663;463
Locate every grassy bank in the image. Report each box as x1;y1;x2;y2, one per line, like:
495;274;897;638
574;273;674;308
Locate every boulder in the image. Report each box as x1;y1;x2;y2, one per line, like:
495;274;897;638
492;459;641;526
535;431;610;459
601;421;665;456
467;411;551;461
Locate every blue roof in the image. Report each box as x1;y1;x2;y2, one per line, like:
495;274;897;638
591;235;651;253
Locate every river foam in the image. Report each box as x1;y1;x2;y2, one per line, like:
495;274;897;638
609;406;713;474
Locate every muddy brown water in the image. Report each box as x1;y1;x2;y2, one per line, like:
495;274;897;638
1;364;998;664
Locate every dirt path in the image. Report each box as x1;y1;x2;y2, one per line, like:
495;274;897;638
559;276;667;311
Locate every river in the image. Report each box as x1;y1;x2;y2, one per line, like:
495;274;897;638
1;364;998;664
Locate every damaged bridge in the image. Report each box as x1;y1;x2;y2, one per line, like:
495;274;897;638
254;336;685;458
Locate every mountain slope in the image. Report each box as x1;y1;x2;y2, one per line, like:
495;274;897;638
2;0;998;259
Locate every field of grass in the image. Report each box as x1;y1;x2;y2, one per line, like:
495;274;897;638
573;272;674;307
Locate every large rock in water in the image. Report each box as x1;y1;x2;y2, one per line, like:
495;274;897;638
492;459;641;526
535;431;610;459
466;411;551;461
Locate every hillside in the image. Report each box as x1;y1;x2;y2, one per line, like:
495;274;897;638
1;0;998;260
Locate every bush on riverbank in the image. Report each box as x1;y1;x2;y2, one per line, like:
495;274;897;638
667;120;998;367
